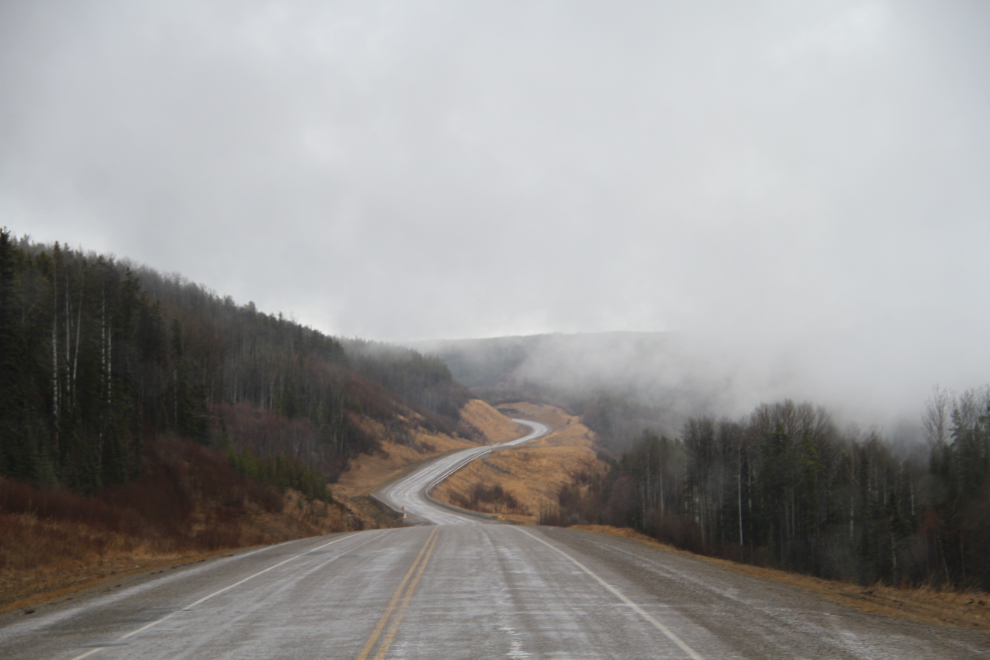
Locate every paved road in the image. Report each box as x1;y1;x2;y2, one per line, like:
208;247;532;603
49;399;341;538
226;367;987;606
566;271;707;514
2;421;989;659
374;419;549;525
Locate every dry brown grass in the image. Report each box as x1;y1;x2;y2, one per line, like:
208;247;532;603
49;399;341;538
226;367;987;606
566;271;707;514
0;495;349;614
331;400;522;525
333;401;519;499
1;515;224;613
432;405;607;524
0;441;353;614
571;524;990;633
462;400;526;444
495;402;576;430
332;419;479;501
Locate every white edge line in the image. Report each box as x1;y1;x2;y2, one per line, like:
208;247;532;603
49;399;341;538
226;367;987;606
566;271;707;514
513;527;706;660
69;532;366;660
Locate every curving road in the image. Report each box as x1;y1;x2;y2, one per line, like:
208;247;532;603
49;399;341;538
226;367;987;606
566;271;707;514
373;418;549;525
2;420;989;659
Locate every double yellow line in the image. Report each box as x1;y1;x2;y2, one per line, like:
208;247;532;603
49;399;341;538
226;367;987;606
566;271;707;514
355;528;440;660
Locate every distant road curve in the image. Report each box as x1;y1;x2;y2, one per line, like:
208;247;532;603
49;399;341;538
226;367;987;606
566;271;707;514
373;418;549;525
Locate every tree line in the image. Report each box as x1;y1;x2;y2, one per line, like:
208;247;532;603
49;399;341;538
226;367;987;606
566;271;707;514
545;391;990;590
0;230;470;496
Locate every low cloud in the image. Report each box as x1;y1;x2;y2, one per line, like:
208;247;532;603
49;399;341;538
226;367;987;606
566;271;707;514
2;1;988;421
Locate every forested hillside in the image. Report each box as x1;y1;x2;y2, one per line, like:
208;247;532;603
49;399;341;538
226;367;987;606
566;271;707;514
342;339;473;436
545;394;990;591
0;229;471;496
420;333;990;590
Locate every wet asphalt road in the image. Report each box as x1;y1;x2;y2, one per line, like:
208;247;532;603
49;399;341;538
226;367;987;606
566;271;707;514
2;422;989;659
373;419;549;525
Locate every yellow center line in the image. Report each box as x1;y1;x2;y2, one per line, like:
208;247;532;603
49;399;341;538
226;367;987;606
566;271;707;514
372;530;439;660
354;528;438;660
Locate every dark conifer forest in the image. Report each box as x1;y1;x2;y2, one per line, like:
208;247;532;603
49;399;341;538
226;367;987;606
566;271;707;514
545;395;990;591
0;229;471;497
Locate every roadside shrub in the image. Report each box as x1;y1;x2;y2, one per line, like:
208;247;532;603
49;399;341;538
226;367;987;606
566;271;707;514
451;482;524;514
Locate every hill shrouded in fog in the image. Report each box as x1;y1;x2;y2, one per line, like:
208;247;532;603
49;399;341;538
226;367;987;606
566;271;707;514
412;331;929;452
418;332;990;592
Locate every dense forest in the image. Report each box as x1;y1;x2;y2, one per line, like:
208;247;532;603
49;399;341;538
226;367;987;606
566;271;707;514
544;392;990;590
0;229;471;497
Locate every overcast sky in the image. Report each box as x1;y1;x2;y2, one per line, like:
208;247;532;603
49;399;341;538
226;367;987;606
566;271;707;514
2;1;988;419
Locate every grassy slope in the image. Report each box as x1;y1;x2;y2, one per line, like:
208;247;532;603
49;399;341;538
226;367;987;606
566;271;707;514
332;400;522;501
0;439;352;613
431;402;607;523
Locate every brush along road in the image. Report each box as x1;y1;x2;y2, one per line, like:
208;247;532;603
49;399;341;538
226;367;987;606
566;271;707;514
1;423;988;658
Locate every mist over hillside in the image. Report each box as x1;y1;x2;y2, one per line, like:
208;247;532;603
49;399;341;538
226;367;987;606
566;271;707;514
412;331;931;450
